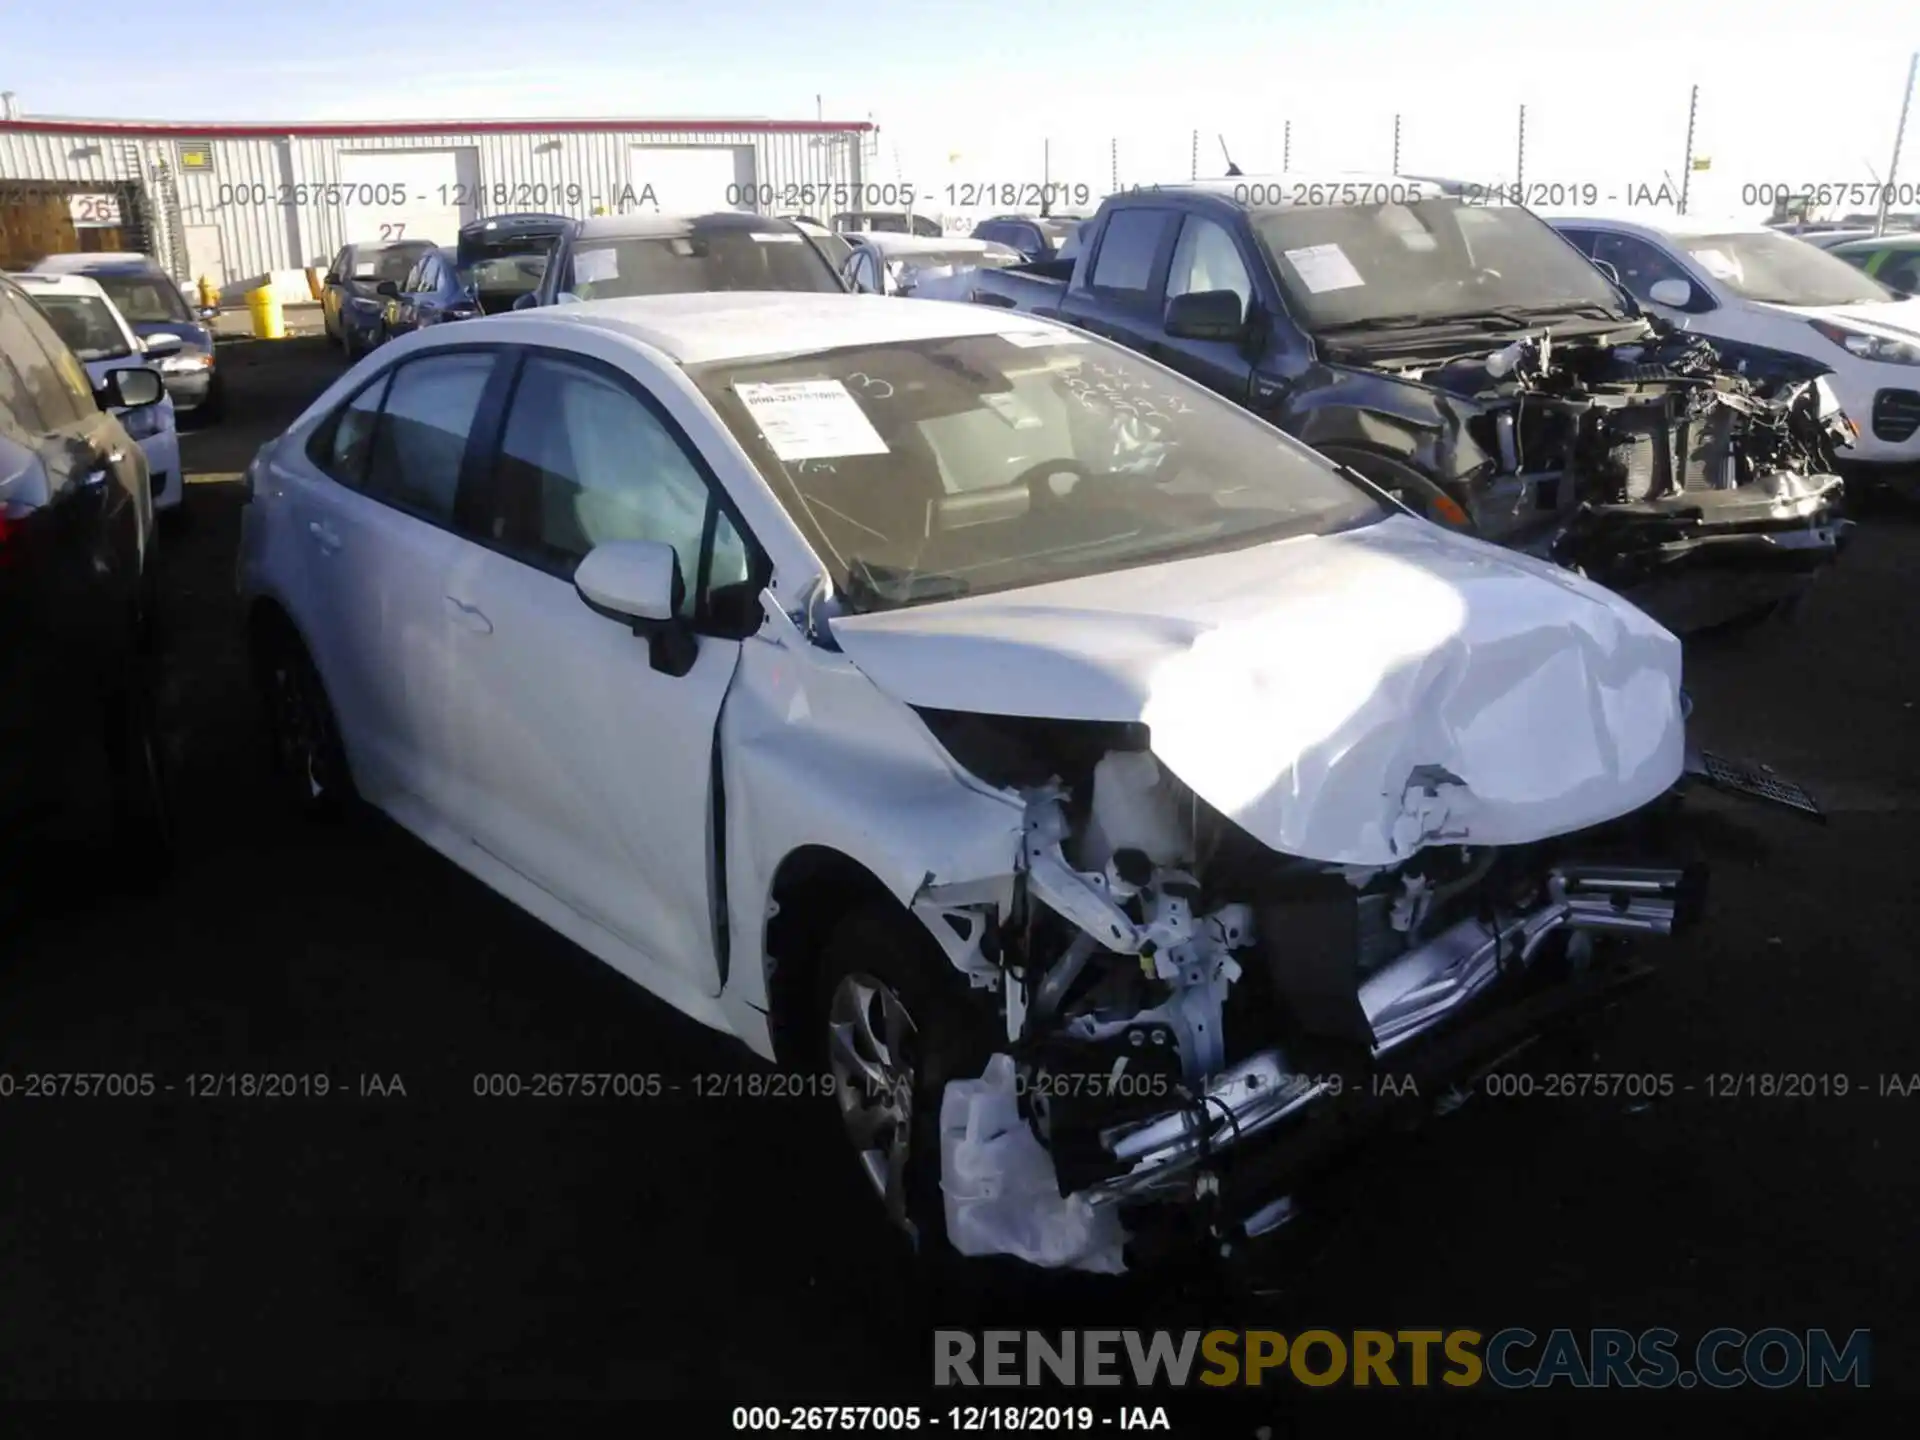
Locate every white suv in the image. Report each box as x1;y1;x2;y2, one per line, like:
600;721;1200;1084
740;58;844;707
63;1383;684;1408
1546;212;1920;482
237;292;1731;1270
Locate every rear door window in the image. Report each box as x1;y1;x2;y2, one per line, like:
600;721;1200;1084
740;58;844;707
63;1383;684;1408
363;351;497;524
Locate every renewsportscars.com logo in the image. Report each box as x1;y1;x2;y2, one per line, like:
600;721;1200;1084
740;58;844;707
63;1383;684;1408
933;1328;1872;1390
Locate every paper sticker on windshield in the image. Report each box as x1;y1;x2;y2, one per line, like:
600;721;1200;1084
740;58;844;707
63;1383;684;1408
736;380;890;462
1283;243;1365;293
1001;330;1089;347
1690;247;1739;280
752;232;803;243
573;248;618;284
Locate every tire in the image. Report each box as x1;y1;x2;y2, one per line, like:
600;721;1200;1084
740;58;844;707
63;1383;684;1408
813;903;998;1262
256;627;356;819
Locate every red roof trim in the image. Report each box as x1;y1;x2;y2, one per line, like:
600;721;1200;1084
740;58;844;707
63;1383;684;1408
0;117;874;139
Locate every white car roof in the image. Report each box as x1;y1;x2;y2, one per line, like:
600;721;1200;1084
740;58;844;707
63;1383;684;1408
853;233;992;257
482;291;1069;366
1541;211;1772;239
9;271;113;298
573;213;792;241
28;251;159;272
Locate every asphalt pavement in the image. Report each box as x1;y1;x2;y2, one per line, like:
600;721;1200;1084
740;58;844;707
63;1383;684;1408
1;332;1913;1428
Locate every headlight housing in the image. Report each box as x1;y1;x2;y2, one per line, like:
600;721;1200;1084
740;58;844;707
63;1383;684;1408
1808;319;1920;365
159;349;215;374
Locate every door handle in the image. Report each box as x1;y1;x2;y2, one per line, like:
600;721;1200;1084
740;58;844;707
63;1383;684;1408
444;595;494;634
307;519;342;552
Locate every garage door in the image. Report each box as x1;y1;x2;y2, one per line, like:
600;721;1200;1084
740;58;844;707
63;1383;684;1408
626;146;755;215
337;149;479;248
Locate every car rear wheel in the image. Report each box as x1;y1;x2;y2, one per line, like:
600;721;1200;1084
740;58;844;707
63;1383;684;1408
257;630;355;819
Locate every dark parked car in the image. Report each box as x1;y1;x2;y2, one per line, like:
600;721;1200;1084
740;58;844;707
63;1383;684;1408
970;211;1094;264
322;240;436;358
514;212;845;309
1825;233;1920;296
0;272;173;895
969;177;1854;631
28;252;224;423
375;227;561;342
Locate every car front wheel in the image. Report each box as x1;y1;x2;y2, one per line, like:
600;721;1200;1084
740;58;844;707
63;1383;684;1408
815;903;997;1261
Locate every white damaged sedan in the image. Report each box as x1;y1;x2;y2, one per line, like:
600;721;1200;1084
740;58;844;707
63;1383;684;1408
237;293;1802;1271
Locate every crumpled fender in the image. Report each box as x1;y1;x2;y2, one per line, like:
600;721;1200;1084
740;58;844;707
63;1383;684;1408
718;600;1024;1023
1281;362;1493;488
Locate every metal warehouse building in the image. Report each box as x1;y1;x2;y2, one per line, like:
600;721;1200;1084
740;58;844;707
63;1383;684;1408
0;109;877;301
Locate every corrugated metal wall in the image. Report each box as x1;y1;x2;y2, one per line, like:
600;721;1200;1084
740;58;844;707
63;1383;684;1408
0;124;871;288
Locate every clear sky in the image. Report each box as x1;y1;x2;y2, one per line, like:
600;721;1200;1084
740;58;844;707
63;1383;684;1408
1;0;1914;217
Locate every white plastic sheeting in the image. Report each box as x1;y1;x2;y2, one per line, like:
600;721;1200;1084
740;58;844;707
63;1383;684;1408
940;1054;1128;1273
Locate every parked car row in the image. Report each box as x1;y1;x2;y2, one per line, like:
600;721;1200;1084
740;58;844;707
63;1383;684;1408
226;274;1825;1275
26;251;225;423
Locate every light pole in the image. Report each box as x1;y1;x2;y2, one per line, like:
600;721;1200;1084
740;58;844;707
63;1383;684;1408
1876;52;1918;236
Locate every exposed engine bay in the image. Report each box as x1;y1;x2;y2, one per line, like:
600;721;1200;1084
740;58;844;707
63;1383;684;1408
1331;324;1854;627
914;714;1718;1272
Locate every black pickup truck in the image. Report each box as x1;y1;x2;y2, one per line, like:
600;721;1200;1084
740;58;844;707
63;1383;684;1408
969;179;1854;629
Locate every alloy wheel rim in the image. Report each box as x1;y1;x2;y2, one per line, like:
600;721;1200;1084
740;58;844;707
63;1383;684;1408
826;972;920;1237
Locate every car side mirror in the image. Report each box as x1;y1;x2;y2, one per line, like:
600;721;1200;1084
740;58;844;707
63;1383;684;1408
141;332;184;357
574;540;697;675
376;280;401;298
1592;259;1621;285
99;365;164;410
1648;278;1693;309
511;291;539;311
1164;289;1247;341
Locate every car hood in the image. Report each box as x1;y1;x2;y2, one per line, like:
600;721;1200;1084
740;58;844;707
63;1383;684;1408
1756;295;1920;344
829;514;1687;866
130;319;214;351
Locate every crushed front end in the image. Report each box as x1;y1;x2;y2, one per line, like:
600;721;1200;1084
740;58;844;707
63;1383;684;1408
915;720;1719;1272
1413;329;1855;630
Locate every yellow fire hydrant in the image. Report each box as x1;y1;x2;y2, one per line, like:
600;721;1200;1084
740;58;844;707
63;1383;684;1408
197;274;219;310
247;284;285;341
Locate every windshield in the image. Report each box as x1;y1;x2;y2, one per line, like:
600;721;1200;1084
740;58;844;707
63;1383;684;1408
692;330;1384;612
568;229;841;299
461;254;547;296
29;292;133;361
1250;199;1624;330
354;244;432;285
1682;231;1894;306
92;274;190;325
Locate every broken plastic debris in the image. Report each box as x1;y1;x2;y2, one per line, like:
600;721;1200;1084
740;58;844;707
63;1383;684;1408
939;1054;1128;1273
